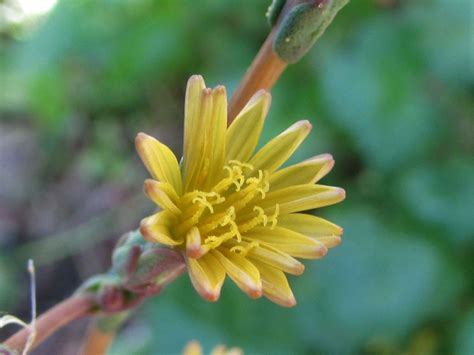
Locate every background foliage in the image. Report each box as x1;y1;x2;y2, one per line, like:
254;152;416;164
1;0;473;354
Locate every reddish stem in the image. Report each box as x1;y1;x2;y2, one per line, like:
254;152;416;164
4;294;95;353
228;29;287;123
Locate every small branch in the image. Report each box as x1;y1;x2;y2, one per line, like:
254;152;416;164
228;28;287;123
4;294;95;353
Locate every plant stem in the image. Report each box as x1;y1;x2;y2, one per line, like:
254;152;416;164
4;294;95;353
81;313;129;355
228;28;287;123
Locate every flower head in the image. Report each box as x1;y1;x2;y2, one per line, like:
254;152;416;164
136;75;345;307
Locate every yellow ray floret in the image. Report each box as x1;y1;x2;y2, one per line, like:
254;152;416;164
135;75;345;307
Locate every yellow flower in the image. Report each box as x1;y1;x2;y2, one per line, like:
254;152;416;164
136;75;345;307
182;340;242;355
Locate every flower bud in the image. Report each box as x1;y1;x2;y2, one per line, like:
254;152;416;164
273;0;349;64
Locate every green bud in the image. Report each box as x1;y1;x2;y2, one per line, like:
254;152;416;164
273;0;349;64
266;0;287;26
124;248;185;293
78;230;185;313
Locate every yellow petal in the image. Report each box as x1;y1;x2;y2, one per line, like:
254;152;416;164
186;227;210;258
255;184;345;215
135;133;183;195
183;87;213;192
200;86;227;191
248;120;312;174
143;179;181;216
210;346;226;355
183;74;206;166
182;341;203;355
212;249;262;299
315;235;342;248
225;90;271;163
245;227;327;259
277;213;343;237
187;252;225;302
269;154;334;191
252;259;296;307
246;243;304;275
139;211;182;246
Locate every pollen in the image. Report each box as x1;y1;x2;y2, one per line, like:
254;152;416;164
173;161;273;257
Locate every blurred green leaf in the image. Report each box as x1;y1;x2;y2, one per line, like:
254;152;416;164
396;158;474;245
292;205;465;353
407;0;474;87
454;308;474;355
0;258;17;311
316;16;444;172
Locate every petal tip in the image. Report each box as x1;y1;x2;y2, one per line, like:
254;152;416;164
143;178;155;192
248;287;263;299
249;89;271;106
326;157;335;170
326;235;342;248
294;264;305;275
186;248;204;259
139;221;154;243
301;120;312;131
213;85;227;95
283;296;297;308
317;245;329;258
188;74;205;85
338;188;346;200
202;291;220;302
135;132;149;146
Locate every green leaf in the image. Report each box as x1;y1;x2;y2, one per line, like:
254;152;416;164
293;205;465;353
317;16;443;172
395;158;474;245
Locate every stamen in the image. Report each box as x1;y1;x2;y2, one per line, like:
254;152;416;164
229;160;254;172
204;235;222;249
228;219;242;242
230;241;259;256
219;207;242;242
245;170;269;199
238;206;268;233
203;228;236;249
259;170;270;198
192;195;214;213
200;206;236;235
175;204;207;236
268;204;279;229
254;206;268;226
230;246;245;254
213;164;245;193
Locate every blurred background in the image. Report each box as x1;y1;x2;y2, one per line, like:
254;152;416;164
1;0;473;354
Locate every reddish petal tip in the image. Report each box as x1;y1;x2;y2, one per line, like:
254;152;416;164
203;291;220;302
283;296;297;308
301;120;313;130
186;248;204;259
292;263;305;276
248;287;263;299
318;245;329;257
337;188;346;200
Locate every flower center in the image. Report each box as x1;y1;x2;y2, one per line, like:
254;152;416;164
174;161;279;257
